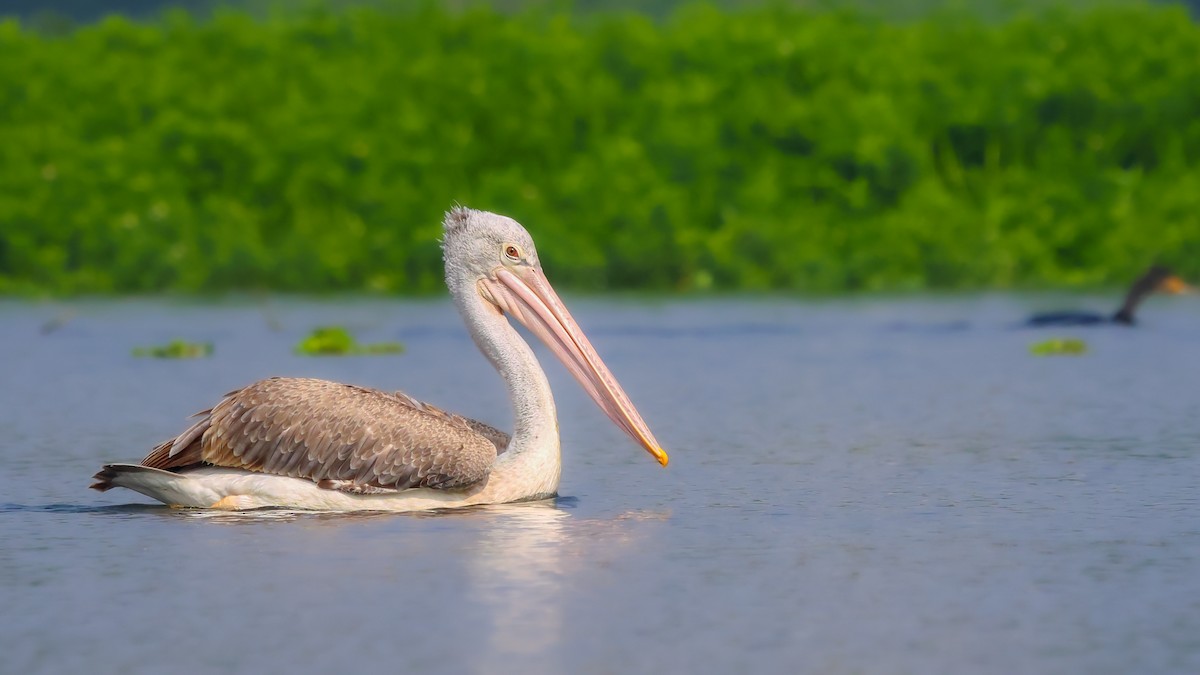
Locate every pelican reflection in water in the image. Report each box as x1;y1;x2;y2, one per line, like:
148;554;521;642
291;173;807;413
91;207;668;511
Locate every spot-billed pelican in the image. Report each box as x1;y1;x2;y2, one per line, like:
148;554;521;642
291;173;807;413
91;207;668;510
1026;265;1193;326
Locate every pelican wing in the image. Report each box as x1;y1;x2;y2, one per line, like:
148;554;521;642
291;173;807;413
140;377;508;491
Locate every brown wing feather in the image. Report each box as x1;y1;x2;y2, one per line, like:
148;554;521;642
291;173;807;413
141;377;505;490
389;391;511;455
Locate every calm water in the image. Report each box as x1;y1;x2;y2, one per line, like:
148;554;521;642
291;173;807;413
2;295;1199;674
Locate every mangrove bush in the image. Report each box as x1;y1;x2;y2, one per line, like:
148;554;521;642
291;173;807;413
2;3;1199;293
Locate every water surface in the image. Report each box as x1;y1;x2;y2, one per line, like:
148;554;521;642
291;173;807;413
2;295;1198;674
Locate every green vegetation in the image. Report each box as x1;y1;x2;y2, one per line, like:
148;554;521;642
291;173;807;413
2;3;1199;294
132;339;213;358
1029;337;1088;355
295;325;405;355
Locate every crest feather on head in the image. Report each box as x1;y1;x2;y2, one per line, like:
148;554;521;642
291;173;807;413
443;205;475;239
439;205;536;266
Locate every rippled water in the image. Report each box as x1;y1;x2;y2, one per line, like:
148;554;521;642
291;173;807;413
2;295;1199;674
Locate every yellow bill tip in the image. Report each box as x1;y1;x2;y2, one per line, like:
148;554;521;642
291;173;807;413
653;447;670;467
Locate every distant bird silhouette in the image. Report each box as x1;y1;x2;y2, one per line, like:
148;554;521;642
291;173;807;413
1026;266;1192;327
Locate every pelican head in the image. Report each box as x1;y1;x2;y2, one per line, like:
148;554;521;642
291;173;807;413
1146;266;1193;295
442;207;669;467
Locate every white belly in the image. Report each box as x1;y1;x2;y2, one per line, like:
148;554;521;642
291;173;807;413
109;461;559;512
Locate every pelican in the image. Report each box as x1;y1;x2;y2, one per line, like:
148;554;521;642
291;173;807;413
90;207;668;511
1025;265;1193;327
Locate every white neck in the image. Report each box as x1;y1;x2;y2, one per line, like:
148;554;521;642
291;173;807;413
452;280;561;490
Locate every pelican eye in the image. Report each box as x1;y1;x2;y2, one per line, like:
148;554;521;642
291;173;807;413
504;245;522;261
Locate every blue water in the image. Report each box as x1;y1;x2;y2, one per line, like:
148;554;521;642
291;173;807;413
2;294;1199;674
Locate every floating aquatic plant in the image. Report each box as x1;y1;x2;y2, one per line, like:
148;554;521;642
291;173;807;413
132;339;213;359
1029;338;1088;356
295;326;404;356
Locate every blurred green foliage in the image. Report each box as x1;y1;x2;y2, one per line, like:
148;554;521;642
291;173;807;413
1029;337;1088;355
132;338;213;358
2;3;1199;294
295;325;405;355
